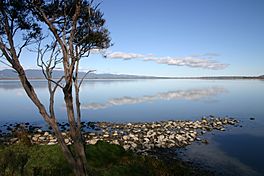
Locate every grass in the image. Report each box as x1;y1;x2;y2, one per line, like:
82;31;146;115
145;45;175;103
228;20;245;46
0;141;212;176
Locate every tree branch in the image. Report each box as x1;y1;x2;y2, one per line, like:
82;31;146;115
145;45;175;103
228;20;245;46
78;69;96;89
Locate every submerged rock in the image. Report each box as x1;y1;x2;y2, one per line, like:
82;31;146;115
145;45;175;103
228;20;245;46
1;116;239;153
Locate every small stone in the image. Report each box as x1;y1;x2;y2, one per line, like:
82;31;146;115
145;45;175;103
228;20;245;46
129;133;135;138
144;137;150;143
122;135;129;140
49;139;57;142
32;136;38;141
103;134;109;138
112;131;118;136
216;121;223;125
64;138;70;144
10;138;18;143
89;139;98;145
43;132;49;136
111;140;120;145
130;142;137;149
123;145;130;150
157;135;165;142
89;132;96;136
250;117;255;120
38;136;46;141
47;142;56;145
201;139;209;144
169;134;175;139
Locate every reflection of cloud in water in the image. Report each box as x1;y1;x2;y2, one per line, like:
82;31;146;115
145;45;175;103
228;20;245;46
180;140;262;176
82;87;226;110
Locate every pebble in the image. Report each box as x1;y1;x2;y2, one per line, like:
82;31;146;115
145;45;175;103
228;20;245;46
1;116;238;153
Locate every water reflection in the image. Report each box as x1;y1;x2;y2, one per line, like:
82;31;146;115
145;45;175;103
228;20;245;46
0;80;47;90
82;87;226;110
179;132;264;176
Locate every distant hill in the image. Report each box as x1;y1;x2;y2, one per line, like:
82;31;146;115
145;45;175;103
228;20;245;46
0;69;156;79
0;69;263;80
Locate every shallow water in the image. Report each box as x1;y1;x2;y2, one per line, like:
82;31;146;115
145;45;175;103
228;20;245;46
0;79;264;175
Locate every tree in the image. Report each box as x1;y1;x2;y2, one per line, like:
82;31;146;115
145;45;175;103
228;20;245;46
0;0;111;175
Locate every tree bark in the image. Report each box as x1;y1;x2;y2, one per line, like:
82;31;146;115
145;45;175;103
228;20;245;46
63;87;89;176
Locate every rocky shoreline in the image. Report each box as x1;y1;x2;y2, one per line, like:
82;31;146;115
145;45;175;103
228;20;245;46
0;116;238;154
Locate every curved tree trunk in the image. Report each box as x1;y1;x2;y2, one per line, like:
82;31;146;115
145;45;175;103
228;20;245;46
64;88;89;176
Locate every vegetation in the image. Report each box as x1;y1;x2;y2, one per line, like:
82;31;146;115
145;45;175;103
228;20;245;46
0;141;212;176
0;0;111;175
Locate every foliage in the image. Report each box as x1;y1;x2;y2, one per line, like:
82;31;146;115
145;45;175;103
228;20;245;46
0;1;111;174
0;141;212;176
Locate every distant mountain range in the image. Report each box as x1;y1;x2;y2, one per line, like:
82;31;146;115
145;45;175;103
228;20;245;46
0;69;263;80
0;69;156;79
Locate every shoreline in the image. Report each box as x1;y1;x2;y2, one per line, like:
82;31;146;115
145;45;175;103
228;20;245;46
0;116;240;176
0;116;239;153
0;77;264;80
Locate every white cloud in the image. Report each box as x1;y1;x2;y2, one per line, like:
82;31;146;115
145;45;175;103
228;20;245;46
107;52;145;60
81;87;226;110
106;51;228;70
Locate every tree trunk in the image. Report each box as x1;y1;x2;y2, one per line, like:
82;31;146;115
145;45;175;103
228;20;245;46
16;67;88;175
63;87;89;176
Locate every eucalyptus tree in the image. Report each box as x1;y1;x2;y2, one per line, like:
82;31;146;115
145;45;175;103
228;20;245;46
0;0;111;175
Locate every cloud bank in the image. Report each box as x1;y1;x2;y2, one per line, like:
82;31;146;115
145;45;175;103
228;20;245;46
82;87;226;110
106;52;228;70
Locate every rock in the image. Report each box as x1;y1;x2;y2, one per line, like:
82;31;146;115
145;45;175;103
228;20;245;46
189;133;196;138
37;129;42;133
196;137;201;141
169;134;175;139
122;135;129;140
157;135;165;142
49;139;57;142
103;134;109;138
89;132;96;136
144;137;150;143
111;140;119;145
123;145;130;150
130;142;137;149
32;136;38;141
128;133;135;138
250;117;255;120
201;139;209;144
47;142;56;145
216;121;222;126
34;134;41;138
64;138;70;144
10;138;18;143
89;139;98;145
112;131;118;136
38;136;46;141
43;132;49;136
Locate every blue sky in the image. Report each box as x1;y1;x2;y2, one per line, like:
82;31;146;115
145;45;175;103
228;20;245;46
2;0;264;76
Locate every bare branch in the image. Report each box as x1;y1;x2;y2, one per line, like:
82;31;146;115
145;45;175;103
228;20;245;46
0;59;12;68
52;76;65;93
78;69;96;89
17;37;31;58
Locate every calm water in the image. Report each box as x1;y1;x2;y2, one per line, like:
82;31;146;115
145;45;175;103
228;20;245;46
0;79;264;175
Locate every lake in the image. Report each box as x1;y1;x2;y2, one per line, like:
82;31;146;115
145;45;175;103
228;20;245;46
0;79;264;176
